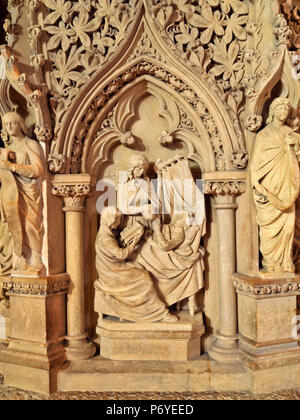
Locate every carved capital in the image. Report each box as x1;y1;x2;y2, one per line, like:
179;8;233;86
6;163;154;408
233;273;300;299
0;274;70;296
204;181;246;196
52;174;94;211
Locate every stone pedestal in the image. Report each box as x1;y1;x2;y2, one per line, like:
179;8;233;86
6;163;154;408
0;274;69;394
234;273;300;370
97;312;204;361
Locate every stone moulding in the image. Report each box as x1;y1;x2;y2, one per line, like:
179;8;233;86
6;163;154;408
233;273;300;298
0;273;70;296
51;174;96;209
203;171;247;196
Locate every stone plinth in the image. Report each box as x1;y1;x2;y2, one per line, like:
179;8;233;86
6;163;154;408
97;312;204;361
0;274;70;394
234;273;300;370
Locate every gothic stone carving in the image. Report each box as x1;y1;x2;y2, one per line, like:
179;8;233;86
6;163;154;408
95;155;206;322
0;112;45;275
251;98;300;274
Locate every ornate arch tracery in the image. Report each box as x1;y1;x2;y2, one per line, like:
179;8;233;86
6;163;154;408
48;14;249;175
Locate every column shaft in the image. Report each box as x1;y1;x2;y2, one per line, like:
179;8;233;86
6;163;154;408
215;201;238;345
52;175;96;361
65;210;85;337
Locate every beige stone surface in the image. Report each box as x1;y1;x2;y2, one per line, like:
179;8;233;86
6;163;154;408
98;312;204;361
0;112;45;275
1;0;300;397
251;98;300;274
1;371;300;400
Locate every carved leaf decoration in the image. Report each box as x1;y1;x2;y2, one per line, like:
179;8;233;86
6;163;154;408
157;6;181;30
46;21;75;51
43;0;139;140
43;0;72;24
220;0;248;16
52;47;83;86
192;5;225;44
211;39;243;87
224;13;247;44
72;10;101;47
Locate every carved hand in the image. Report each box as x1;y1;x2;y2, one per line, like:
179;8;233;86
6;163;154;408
0;159;14;171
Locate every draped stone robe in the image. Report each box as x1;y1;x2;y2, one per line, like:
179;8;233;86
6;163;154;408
251;124;300;272
94;214;169;322
0;137;44;264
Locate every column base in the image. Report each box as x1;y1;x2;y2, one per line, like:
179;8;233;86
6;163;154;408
65;334;96;361
208;332;240;362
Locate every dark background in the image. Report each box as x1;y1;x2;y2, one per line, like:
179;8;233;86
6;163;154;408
0;0;8;45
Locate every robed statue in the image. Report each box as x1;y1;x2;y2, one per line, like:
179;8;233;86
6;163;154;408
251;98;300;273
0;112;44;274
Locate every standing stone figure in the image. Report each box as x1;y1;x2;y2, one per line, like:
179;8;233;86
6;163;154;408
0;112;44;274
251;98;300;273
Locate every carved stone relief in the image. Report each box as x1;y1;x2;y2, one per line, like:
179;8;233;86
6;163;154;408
95;154;206;324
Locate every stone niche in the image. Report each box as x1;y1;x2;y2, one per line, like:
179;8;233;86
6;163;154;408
1;0;300;396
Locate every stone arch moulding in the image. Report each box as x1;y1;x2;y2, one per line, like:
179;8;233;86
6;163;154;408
49;15;247;175
82;75;215;177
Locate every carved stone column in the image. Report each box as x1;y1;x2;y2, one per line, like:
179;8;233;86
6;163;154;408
204;172;246;362
52;174;96;361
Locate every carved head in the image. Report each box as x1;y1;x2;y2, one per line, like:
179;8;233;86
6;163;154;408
128;154;150;180
1;112;28;140
267;98;291;124
101;206;123;231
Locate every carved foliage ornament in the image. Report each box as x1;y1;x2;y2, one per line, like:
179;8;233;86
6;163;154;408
0;277;70;296
4;0;24;47
204;180;245;196
147;0;248;114
234;279;300;297
52;182;92;208
280;0;300;51
42;0;139;139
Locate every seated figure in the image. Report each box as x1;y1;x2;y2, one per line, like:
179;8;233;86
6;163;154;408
134;212;205;310
94;207;177;323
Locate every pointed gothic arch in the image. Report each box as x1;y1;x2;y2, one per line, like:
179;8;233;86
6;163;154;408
49;15;247;174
